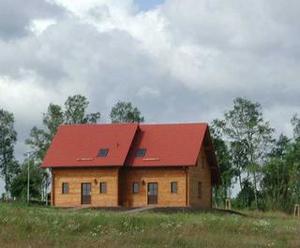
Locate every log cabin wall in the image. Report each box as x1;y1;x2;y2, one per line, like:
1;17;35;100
120;167;187;207
51;155;212;208
188;148;212;208
52;167;119;207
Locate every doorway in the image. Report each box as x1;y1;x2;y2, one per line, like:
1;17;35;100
81;183;91;204
147;182;158;205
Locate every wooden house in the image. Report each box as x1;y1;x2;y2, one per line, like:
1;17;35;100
42;123;220;208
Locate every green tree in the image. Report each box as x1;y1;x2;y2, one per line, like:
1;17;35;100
234;179;256;209
210;121;235;206
26;104;64;162
25;104;63;203
110;101;144;123
285;138;300;207
261;135;291;210
0;109;19;197
27;95;100;162
260;114;300;212
229;140;249;191
64;95;100;124
10;159;43;201
216;98;274;209
291;114;300;139
25;95;100;202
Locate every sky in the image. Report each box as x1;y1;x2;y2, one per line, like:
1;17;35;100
0;0;300;193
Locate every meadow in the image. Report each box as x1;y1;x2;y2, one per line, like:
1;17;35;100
0;203;299;248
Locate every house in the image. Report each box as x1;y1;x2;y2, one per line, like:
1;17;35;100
42;123;220;208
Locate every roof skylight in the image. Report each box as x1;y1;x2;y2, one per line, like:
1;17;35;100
136;148;146;157
98;148;109;157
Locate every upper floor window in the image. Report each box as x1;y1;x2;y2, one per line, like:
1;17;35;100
62;182;69;194
100;182;107;193
136;148;146;157
171;182;178;193
132;182;140;193
98;148;109;157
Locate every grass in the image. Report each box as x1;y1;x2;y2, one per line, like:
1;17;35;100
0;203;299;248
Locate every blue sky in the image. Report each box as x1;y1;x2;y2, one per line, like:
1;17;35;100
134;0;164;11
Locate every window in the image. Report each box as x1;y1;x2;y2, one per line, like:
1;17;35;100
98;148;109;157
202;156;205;168
198;182;202;199
132;182;140;193
171;182;178;193
100;182;107;193
136;148;146;157
62;183;69;194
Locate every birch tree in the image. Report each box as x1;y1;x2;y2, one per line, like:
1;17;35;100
0;109;18;198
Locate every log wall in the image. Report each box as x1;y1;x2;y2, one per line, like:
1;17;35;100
52;167;119;207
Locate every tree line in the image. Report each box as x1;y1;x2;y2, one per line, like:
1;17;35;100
0;95;144;202
212;98;300;211
0;95;299;212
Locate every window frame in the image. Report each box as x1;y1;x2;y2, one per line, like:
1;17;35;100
62;182;69;194
100;182;107;193
136;148;146;157
132;182;140;194
98;148;109;157
198;182;202;199
170;181;178;193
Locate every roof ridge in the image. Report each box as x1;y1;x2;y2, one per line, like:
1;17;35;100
59;123;138;127
138;122;208;126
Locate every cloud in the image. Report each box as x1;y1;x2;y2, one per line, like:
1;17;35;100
0;0;300;167
0;0;65;40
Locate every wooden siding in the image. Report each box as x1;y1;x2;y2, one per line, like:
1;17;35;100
50;150;213;208
120;168;187;207
188;149;212;208
52;168;119;207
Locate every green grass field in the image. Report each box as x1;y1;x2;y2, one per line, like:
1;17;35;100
0;203;299;248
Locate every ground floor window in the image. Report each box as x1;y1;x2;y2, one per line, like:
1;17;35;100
198;182;202;199
100;182;107;193
62;182;69;194
132;182;140;193
171;182;178;193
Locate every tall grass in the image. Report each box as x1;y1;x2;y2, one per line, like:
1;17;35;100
0;203;299;247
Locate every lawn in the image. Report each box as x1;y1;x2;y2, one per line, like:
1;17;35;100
0;203;299;248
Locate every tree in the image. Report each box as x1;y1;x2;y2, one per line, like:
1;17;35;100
229;140;249;191
26;104;64;162
10;159;43;201
27;95;101;162
110;101;144;123
64;95;100;124
25;95;100;202
43;104;64;139
261;135;291;210
285;138;300;207
291;114;300;139
234;179;256;209
216;98;274;209
257;112;300;212
0;109;19;197
210;121;235;206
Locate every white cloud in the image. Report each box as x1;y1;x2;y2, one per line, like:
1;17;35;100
0;0;299;165
29;19;57;35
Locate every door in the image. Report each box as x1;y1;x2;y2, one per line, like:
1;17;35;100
81;183;91;204
147;182;158;205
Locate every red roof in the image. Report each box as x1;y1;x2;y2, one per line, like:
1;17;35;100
42;123;138;168
126;123;207;167
42;122;220;184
